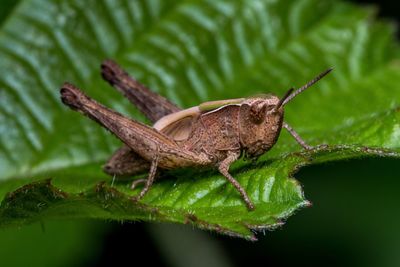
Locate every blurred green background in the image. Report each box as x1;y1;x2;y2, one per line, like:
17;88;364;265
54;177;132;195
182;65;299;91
0;0;400;266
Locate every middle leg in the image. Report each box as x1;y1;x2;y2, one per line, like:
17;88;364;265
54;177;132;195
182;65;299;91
218;151;254;210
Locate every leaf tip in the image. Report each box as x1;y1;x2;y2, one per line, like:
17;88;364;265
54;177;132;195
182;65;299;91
304;200;313;208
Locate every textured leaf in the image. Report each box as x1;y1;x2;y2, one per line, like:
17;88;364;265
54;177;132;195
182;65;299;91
0;0;400;240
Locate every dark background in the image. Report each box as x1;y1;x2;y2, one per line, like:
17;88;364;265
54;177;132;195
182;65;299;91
90;1;400;267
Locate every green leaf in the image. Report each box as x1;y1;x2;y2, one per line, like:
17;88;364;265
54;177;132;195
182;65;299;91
0;0;400;240
0;0;20;25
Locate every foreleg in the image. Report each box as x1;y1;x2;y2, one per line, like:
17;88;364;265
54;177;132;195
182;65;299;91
283;122;312;150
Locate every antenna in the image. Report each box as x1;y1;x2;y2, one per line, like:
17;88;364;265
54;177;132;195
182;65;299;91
282;68;333;106
273;88;294;112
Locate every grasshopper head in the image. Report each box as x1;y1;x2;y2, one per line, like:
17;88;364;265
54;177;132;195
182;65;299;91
239;68;333;158
239;94;285;158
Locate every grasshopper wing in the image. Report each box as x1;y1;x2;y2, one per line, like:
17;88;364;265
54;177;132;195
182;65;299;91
198;98;245;112
153;106;201;141
153;98;244;141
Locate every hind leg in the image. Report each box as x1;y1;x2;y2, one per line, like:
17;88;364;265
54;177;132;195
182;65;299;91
101;60;182;177
61;83;212;200
103;145;150;177
101;60;180;122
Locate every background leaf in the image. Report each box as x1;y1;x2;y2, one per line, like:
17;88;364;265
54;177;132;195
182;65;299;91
0;0;399;239
0;0;19;25
0;219;105;267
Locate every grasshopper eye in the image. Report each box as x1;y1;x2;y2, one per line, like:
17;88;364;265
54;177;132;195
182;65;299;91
249;101;267;124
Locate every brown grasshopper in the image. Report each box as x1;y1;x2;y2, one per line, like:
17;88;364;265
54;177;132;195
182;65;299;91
60;60;332;210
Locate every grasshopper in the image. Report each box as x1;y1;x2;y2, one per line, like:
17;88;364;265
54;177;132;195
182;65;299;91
60;60;332;210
